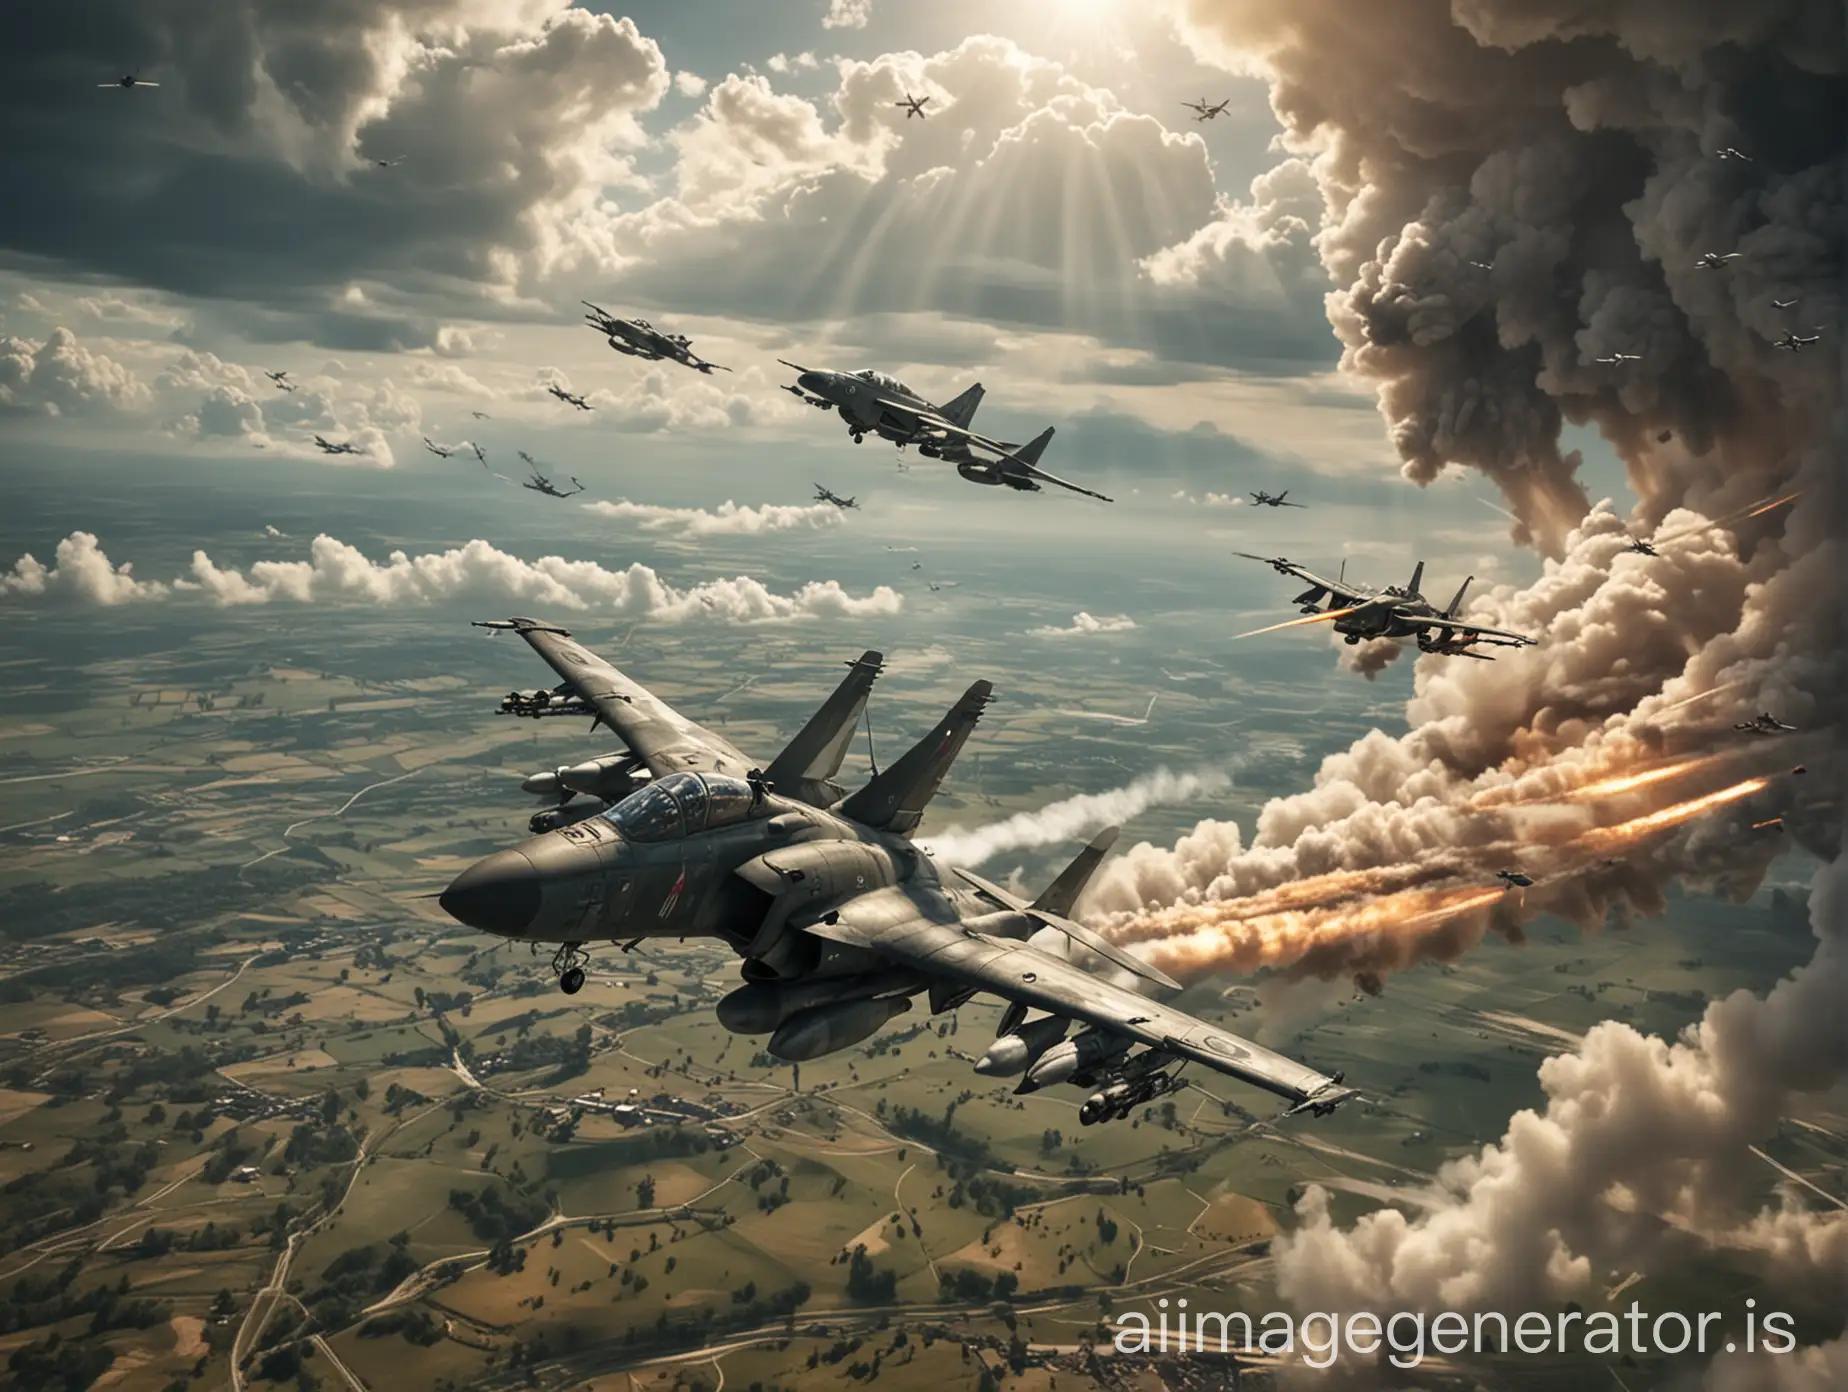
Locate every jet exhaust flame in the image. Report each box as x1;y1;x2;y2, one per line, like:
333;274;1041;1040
1743;490;1802;520
1582;777;1771;850
1563;755;1727;802
1654;681;1745;716
1231;605;1363;640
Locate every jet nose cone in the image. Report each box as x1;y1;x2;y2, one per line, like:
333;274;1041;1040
797;371;827;394
439;850;541;936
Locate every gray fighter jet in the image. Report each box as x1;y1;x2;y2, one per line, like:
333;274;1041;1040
1495;870;1535;888
440;620;1355;1126
1624;536;1659;557
1234;553;1537;658
1771;298;1797;310
265;370;296;393
1696;251;1742;270
1182;98;1230;121
582;302;730;375
1250;490;1305;508
1734;712;1796;735
1595;351;1642;364
1716;146;1752;161
1773;330;1821;352
422;436;458;459
895;93;931;119
517;451;582;498
813;484;859;510
101;72;158;89
547;383;592;411
312;434;362;456
779;361;1112;500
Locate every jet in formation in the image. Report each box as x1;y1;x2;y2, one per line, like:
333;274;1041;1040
1250;490;1305;508
265;370;296;393
1182;98;1230;121
895;93;931;119
779;361;1112;501
1467;260;1494;270
518;451;583;498
471;410;492;420
1716;146;1752;161
547;384;592;411
1696;251;1743;270
468;442;488;465
312;435;362;456
583;302;730;375
1595;351;1642;364
439;620;1356;1127
1771;298;1797;310
1624;536;1660;557
813;485;859;510
1234;554;1538;658
1774;330;1821;352
1735;712;1796;735
371;156;406;168
423;436;463;459
102;72;157;89
1495;870;1535;889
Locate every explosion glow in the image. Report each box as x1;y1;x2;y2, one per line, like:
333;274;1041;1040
1563;755;1726;801
1231;605;1363;641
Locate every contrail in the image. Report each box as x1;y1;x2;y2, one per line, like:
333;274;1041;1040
921;767;1231;868
1231;605;1363;641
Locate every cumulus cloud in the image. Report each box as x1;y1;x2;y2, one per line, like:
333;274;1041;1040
582;498;844;538
1029;612;1137;637
0;532;166;605
921;768;1232;871
673;71;708;98
822;0;873;31
0;327;150;415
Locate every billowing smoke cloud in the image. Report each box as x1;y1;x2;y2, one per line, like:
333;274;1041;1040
1274;844;1848;1318
1029;612;1138;637
582;498;843;538
920;767;1232;868
1;532;902;625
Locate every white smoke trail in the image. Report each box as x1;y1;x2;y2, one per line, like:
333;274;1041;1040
921;767;1232;869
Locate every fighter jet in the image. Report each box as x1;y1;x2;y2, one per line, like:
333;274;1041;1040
468;441;488;465
1695;252;1743;270
439;619;1356;1127
471;410;492;420
1595;351;1642;364
101;72;158;89
1774;330;1821;352
547;384;593;411
371;156;406;168
312;435;362;456
1624;536;1660;557
1771;298;1797;310
895;92;931;119
265;370;296;393
778;361;1111;501
1467;260;1495;270
1250;490;1305;508
1734;712;1796;735
1716;146;1752;161
813;485;859;510
517;451;583;498
1495;870;1535;888
1182;98;1231;121
423;436;458;459
582;302;730;375
1233;554;1538;658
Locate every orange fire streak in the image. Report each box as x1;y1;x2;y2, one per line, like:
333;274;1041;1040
1583;777;1769;849
1564;754;1722;801
1752;818;1783;830
1744;490;1802;519
1232;605;1363;641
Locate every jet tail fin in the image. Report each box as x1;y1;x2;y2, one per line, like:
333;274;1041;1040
1030;826;1120;918
1407;560;1426;598
840;680;993;835
1012;426;1054;467
765;651;884;808
1443;575;1472;618
940;382;985;429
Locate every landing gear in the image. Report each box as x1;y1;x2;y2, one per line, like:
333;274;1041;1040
851;431;865;444
1344;633;1361;645
550;941;590;994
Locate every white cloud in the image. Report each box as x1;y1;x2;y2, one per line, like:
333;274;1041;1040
922;768;1232;869
0;327;151;416
582;498;844;538
0;532;166;605
822;0;872;30
674;71;709;98
1029;612;1138;637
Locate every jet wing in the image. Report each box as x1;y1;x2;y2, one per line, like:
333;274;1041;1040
477;617;754;779
811;913;1348;1111
1232;554;1362;607
873;398;1113;501
1414;615;1536;647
